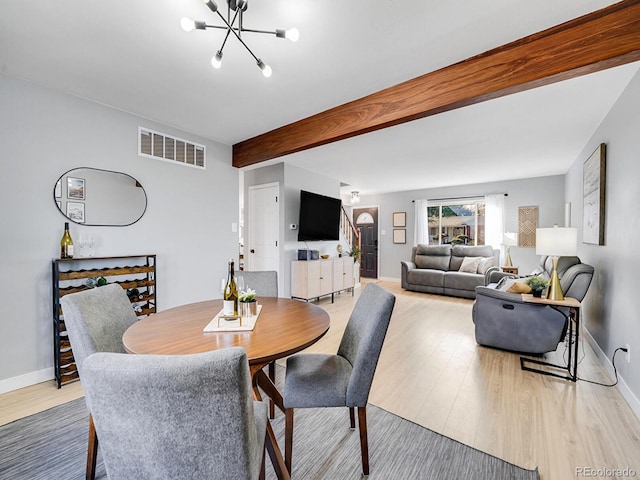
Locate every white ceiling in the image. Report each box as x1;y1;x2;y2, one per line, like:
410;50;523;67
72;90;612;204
1;0;638;195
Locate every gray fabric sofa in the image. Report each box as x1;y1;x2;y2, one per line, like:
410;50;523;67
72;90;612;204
401;244;499;299
472;256;594;354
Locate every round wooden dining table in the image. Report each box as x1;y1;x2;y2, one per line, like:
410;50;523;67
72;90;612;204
122;296;330;480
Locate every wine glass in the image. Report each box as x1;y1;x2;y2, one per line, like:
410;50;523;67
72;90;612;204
236;276;245;295
77;234;88;257
85;234;94;256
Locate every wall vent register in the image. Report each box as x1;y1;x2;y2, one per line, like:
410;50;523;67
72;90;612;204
139;127;206;169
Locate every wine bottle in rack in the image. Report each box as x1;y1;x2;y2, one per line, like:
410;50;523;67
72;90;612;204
60;222;74;259
223;259;238;316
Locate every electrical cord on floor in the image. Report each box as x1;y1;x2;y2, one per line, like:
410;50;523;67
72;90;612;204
577;347;627;387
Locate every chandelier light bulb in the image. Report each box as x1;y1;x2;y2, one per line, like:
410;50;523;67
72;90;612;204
285;28;299;42
262;64;272;78
180;17;196;32
211;51;223;69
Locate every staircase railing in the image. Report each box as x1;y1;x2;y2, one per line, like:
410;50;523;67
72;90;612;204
340;206;360;253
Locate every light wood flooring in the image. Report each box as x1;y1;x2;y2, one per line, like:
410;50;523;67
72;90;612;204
2;279;640;479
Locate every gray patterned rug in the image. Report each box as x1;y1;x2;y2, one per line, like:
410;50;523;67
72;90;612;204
0;397;538;479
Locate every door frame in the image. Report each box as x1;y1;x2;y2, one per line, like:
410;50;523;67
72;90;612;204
353;204;380;279
246;182;280;277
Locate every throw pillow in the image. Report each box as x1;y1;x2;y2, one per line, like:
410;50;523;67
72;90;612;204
507;282;532;294
477;256;496;275
459;256;481;273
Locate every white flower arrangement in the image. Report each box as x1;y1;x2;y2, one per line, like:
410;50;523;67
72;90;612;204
239;288;257;302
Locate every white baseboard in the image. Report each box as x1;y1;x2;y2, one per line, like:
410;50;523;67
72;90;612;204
378;276;400;282
583;328;640;421
0;368;54;395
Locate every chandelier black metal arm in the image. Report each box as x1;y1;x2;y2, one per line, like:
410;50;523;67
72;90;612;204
181;0;298;77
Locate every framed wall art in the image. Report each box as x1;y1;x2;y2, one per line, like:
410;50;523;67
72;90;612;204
67;177;85;200
518;206;538;248
583;143;606;245
393;212;406;227
66;202;85;223
393;229;406;244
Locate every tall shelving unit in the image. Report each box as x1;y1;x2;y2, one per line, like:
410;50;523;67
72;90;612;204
51;254;156;388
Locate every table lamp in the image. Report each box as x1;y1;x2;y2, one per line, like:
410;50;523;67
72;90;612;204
535;225;577;301
502;232;518;267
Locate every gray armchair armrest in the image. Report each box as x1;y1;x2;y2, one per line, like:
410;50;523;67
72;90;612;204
486;269;516;285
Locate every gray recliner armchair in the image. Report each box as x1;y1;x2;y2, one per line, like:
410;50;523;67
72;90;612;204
473;256;594;354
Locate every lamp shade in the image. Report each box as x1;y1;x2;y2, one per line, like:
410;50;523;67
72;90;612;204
536;226;577;256
502;232;518;246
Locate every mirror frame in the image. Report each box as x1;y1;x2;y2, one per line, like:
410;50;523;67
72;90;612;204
54;167;147;227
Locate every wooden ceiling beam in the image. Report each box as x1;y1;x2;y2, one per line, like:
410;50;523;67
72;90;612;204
233;0;640;168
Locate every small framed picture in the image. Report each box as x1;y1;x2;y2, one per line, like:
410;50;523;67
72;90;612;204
67;202;85;223
67;177;85;200
54;180;62;198
393;212;406;227
393;229;406;244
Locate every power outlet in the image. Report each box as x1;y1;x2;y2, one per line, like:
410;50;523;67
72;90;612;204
625;344;631;364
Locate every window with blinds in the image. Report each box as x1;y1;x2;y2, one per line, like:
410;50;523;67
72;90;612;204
138;127;206;169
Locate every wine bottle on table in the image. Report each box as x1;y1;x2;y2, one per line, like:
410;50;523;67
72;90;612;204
223;259;238;316
60;222;74;259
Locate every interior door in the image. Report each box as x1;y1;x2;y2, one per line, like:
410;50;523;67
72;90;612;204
354;207;378;278
247;183;279;272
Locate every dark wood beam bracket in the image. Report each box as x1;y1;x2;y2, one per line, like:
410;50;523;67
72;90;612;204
233;0;640;168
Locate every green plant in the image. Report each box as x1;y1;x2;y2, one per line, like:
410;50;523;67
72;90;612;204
238;287;257;302
450;234;469;245
348;245;361;262
525;276;549;291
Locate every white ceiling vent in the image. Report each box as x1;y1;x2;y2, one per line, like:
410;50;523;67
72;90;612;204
139;127;205;169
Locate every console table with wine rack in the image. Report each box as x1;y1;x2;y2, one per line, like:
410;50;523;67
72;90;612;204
52;254;156;388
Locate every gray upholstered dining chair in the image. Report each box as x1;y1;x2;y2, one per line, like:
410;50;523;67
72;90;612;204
237;270;280;416
60;284;139;480
80;347;267;480
283;282;396;475
236;270;279;298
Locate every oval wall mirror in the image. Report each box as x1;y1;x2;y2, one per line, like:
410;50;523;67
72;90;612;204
53;167;147;226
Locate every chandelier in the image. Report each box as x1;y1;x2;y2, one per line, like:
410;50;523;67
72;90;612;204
181;0;299;78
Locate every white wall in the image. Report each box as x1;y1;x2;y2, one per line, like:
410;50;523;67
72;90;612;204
358;175;566;279
565;69;640;413
0;74;239;391
243;163;343;298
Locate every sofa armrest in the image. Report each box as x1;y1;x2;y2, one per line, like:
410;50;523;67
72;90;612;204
400;261;416;289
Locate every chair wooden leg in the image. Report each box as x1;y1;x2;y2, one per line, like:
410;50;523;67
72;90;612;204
259;446;266;480
86;414;99;480
284;408;294;473
268;361;276;419
357;407;369;475
349;407;356;430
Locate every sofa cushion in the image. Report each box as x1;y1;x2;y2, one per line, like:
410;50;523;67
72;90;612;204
443;272;485;292
459;257;482;273
407;268;445;287
414;245;452;271
477;256;497;274
450;245;496;270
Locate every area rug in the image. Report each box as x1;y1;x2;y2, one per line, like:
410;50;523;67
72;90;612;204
0;398;538;480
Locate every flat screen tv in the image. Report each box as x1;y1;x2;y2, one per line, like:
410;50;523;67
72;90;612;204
297;190;342;241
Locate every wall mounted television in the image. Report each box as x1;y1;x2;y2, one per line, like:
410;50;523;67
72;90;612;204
297;190;342;241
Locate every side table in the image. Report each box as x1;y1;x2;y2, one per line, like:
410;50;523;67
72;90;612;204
519;294;581;381
501;266;519;275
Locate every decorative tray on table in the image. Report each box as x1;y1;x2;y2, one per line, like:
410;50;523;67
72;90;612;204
203;305;262;332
